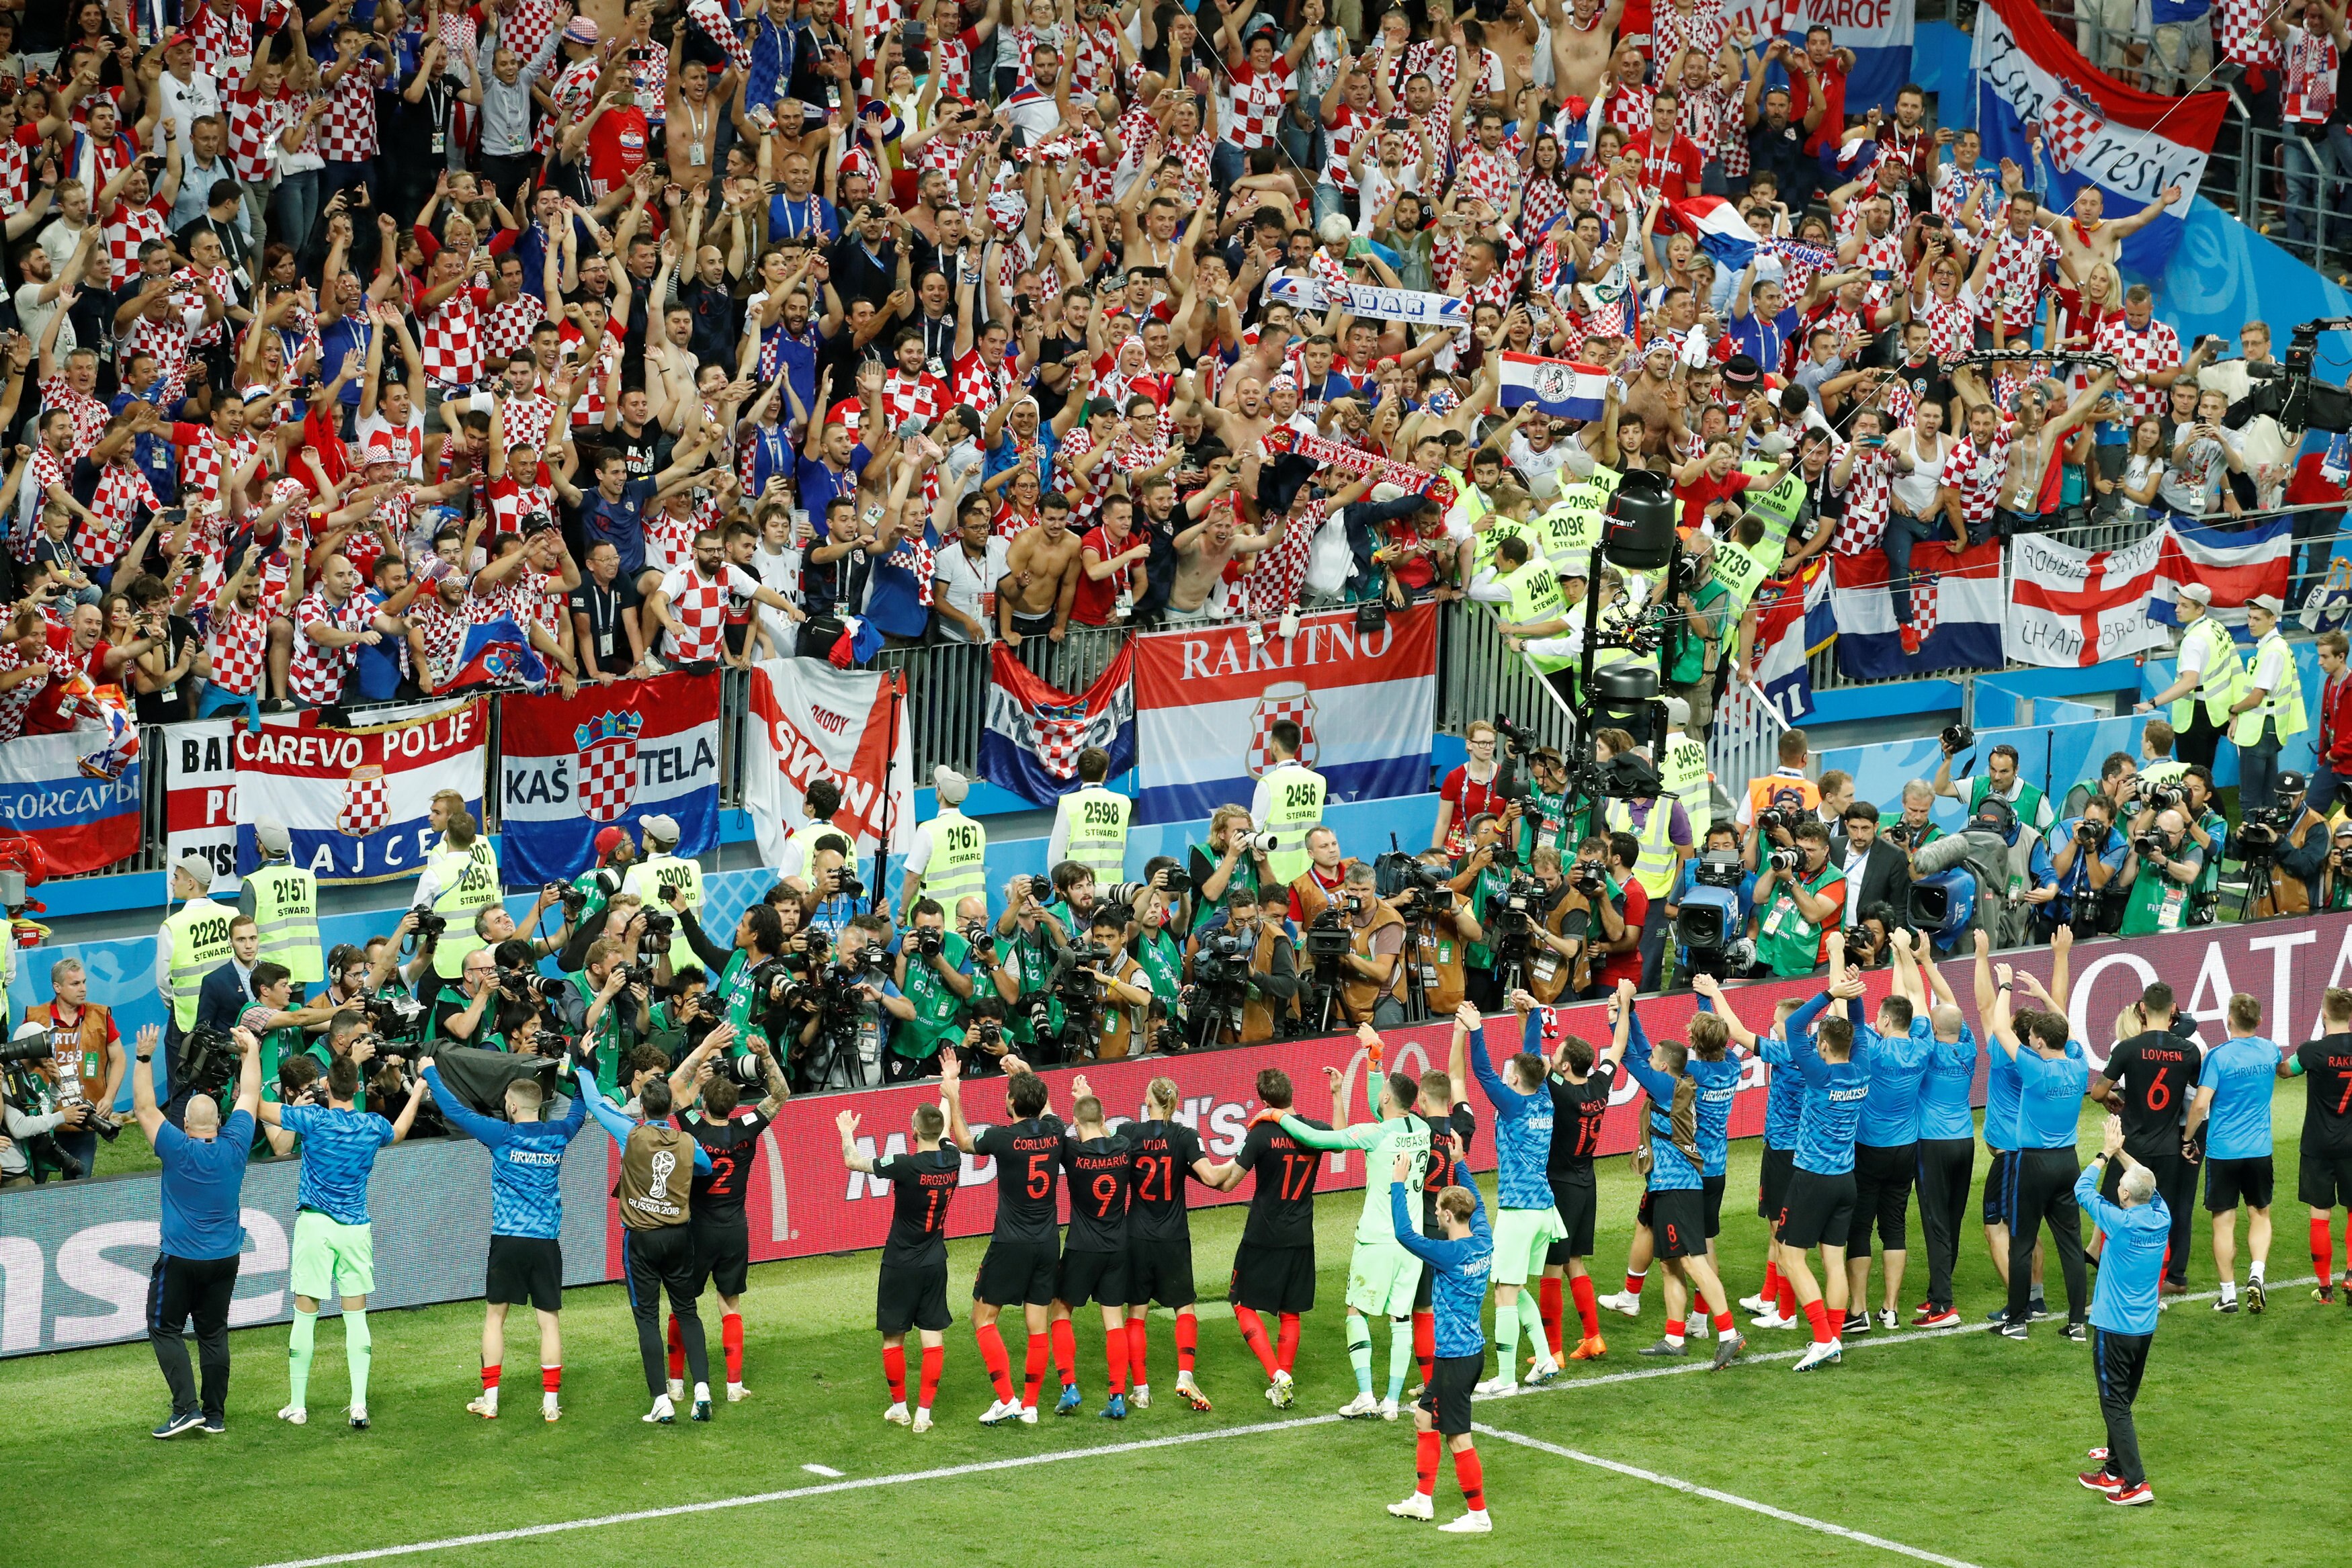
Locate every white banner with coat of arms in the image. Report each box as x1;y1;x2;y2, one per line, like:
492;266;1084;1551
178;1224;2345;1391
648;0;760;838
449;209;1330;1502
498;672;724;885
231;701;489;884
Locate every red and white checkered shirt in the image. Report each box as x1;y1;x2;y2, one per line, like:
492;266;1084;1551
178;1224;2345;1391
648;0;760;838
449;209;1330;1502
480;563;566;640
289;588;374;703
1454;140;1520;211
1917;288;1979;363
1978;213;2062;337
2222;0;2284;67
42;378;110;460
0;122;42;212
1833;181;1911;243
187;0;270;85
1224;57;1295;150
1521;175;1570;238
126;306;201;405
1066;15;1122;97
501;0;566;69
419;284;490;390
487;474;557;538
0;638;50;741
656;562;754;663
1943;428;2010;533
1650;1;1725;67
2095;316;2184;421
482;294;545;365
1933;165;1999;243
318;56;380;161
179;425;264;507
1322;103;1374;193
204;599;269;697
499;390;559;454
1846;227;1905;310
880;367;950;429
1599;82;1654;140
1675;79;1742;175
560;322;621;427
224;86;295;183
953;347;1010;415
409;593;472;688
1233;505;1316;618
80;462;158;570
544;56;601;155
101;198;169;288
1829;441;1896;554
932;27;977;97
1454;224;1528;308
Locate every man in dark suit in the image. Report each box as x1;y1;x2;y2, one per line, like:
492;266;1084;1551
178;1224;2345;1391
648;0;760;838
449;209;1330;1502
192;914;261;1040
1833;801;1912;929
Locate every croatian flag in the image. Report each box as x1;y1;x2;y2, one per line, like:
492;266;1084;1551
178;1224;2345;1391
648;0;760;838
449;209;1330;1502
1747;0;1915;116
2150;514;2294;634
1970;0;2224;277
1497;353;1609;421
1830;540;2006;680
443;617;550;692
1669;195;1761;269
1749;556;1832;721
979;642;1136;808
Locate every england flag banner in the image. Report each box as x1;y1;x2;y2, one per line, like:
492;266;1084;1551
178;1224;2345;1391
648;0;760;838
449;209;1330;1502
1831;539;2006;679
1970;0;2224;276
741;659;914;871
0;729;141;876
979;642;1137;808
231;701;488;883
497;672;724;885
2006;529;2171;667
1131;603;1437;826
2150;513;2295;632
163;719;244;894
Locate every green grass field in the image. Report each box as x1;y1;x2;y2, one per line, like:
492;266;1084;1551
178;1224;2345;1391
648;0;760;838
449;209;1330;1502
2;1083;2339;1568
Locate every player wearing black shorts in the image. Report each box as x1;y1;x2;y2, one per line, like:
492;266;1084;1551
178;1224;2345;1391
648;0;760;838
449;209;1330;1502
2287;988;2352;1303
1206;1068;1329;1408
672;1046;789;1403
1541;1023;1622;1364
1047;1076;1136;1419
837;1099;962;1432
1411;1068;1476;1389
2092;988;2203;1295
1126;1076;1226;1411
941;1051;1064;1426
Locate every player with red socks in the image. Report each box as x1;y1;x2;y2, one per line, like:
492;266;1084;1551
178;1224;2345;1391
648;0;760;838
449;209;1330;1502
1540;1004;1624;1362
1126;1076;1230;1411
837;1100;961;1431
941;1052;1064;1426
2283;987;2352;1303
1411;1068;1475;1389
1386;1139;1495;1533
671;1033;790;1403
419;1057;591;1424
1207;1068;1328;1408
1046;1076;1136;1419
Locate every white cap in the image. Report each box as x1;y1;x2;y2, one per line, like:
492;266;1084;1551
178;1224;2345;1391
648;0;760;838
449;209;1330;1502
642;813;680;846
2249;592;2284;614
933;766;970;805
1664;695;1691;728
171;853;214;891
2178;582;2214;605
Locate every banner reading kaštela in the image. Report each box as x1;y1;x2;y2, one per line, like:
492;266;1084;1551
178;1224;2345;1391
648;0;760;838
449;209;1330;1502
230;701;487;883
1130;603;1437;826
741;658;915;871
498;672;722;885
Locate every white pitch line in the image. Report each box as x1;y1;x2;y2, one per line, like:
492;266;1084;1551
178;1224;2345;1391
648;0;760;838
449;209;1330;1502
1470;1423;1990;1568
800;1465;845;1478
249;1274;2314;1568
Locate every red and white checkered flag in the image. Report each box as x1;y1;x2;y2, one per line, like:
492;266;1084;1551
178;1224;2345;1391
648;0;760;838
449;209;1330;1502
1911;575;1941;645
2041;96;2105;173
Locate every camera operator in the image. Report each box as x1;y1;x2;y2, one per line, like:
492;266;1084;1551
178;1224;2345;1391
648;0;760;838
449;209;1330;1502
435;950;507;1047
1046;906;1156;1060
1185;886;1303;1045
2046;797;2128;941
1330;861;1408;1029
666;888;788;1050
2060;751;2140;824
1517;845;1585;1004
1909;795;2025;948
2246;771;2328;917
1737;729;1820;841
571;825;638;919
560;937;655;1094
237;960;362;1086
1749;818;1847;977
1545;832;1634;1000
1386;848;1486;1014
1597;743;1690;991
1665;822;1755;984
2176;767;2230;923
803;837;868;939
1448;811;1523;1009
1;1021;96;1184
2318;822;2352;912
793;912;915;1089
1285;826;1351;925
1185;805;1277;935
888;897;977;1080
19;956;124;1180
2117;808;2203;936
1501;744;1577;863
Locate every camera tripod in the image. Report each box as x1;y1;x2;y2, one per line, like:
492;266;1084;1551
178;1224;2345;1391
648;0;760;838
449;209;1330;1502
2232;853;2278;922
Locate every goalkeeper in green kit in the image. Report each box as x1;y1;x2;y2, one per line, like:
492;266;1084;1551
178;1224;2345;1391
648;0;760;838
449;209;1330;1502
1278;1023;1434;1420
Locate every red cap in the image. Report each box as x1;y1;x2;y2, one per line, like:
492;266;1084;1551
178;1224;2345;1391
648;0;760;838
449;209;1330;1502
593;826;626;857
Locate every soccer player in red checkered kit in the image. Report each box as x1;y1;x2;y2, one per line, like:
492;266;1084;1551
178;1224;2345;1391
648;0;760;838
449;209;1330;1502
838;1097;962;1434
644;523;806;666
940;1051;1064;1426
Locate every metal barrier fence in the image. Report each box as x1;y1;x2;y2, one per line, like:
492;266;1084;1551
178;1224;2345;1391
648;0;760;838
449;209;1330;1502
2200;119;2352;279
1433;600;1582;753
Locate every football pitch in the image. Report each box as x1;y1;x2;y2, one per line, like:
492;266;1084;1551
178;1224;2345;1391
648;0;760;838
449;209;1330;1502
1;1087;2336;1568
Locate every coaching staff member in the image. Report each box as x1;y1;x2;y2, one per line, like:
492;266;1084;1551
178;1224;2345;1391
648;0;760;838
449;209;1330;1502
2075;1115;2169;1506
134;1020;260;1438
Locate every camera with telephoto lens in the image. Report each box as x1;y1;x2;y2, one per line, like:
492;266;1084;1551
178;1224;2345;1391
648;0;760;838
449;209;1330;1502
1235;828;1281;855
1753;806;1797;838
1882;821;1916;848
2236;807;2287;863
1493;713;1541;752
407;904;447;940
2140;779;2185;813
911;924;946;959
363;992;425;1042
556;881;589;916
1570;860;1608;897
499;965;569;1004
1767;846;1802;873
723;1047;773;1088
0;1034;53;1068
2075;820;2107;848
2133;831;2167;861
1940;724;1975;755
641;911;675;954
962;918;998;965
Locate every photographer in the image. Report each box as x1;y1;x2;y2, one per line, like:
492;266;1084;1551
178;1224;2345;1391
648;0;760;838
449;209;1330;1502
1185;805;1277;934
2177;767;2230;923
1591;832;1650;996
2046;799;2128;941
1517;846;1584;1004
435;950;507;1047
669;891;788;1051
1885;780;1943;862
888;898;977;1081
1040;906;1156;1061
561;937;655;1095
1;1022;95;1184
1329;861;1407;1030
1128;887;1189;1029
2061;751;2142;824
18;957;124;1180
1932;735;2055;882
1185;887;1303;1046
802;837;868;939
794;913;914;1089
2318;823;2352;912
1040;861;1104;944
571;826;637;920
1910;795;2025;949
2246;771;2328;918
1666;822;1755;982
1447;812;1524;1009
1548;833;1635;1000
1385;848;1486;1015
988;873;1064;1056
2117;808;2203;937
1748;819;1846;977
1500;744;1578;863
